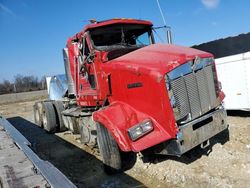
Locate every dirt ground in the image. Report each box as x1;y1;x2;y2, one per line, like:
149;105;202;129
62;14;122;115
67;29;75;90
0;97;250;188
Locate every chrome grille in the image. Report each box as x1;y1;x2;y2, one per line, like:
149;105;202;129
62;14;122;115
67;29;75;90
185;73;201;119
169;64;218;122
171;77;189;120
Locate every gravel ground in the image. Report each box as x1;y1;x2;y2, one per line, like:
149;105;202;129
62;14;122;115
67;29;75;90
0;95;249;188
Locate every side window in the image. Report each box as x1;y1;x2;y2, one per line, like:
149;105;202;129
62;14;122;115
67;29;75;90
84;38;90;57
79;38;89;75
136;32;150;46
81;37;96;89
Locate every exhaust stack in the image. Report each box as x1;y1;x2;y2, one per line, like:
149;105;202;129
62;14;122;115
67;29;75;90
166;27;172;44
63;48;76;97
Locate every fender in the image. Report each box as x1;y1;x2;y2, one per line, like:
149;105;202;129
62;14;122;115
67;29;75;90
92;101;173;152
92;101;144;151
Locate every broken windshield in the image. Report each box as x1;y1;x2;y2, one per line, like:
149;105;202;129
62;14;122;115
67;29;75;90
89;24;154;50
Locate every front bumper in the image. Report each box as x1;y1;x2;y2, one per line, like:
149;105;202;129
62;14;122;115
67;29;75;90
155;105;228;156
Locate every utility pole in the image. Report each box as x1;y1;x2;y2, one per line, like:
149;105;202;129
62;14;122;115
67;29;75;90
156;0;172;44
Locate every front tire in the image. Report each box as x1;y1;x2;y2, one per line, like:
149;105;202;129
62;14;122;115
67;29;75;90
96;123;122;174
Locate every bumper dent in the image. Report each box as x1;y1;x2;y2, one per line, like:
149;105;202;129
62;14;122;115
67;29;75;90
155;105;228;156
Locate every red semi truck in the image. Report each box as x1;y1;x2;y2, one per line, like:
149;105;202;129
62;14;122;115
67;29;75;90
34;18;228;173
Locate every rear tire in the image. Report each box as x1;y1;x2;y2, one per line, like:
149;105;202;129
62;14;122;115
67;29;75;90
96;123;122;174
33;102;43;127
53;101;66;132
42;101;57;133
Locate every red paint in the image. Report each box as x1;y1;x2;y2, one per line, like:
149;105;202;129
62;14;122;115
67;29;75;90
66;19;222;152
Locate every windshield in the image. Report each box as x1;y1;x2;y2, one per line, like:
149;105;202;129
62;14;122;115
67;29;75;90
89;24;154;50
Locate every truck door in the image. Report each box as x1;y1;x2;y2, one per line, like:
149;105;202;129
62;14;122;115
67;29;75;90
77;35;98;105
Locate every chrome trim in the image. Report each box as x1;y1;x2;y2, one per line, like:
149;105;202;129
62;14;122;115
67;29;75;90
167;57;214;81
179;113;191;124
48;75;68;100
155;105;228;156
165;57;218;122
63;48;76;96
178;106;228;153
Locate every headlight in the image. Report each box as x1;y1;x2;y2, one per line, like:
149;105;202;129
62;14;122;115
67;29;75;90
128;119;153;141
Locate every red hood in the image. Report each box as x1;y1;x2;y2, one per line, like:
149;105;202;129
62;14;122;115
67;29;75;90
109;44;213;74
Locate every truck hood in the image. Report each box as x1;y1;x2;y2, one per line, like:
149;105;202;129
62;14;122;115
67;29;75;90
109;44;213;74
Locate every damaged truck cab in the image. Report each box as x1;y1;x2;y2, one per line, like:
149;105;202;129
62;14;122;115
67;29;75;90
34;19;228;173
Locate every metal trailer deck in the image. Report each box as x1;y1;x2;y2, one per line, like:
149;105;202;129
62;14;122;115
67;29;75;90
0;116;76;188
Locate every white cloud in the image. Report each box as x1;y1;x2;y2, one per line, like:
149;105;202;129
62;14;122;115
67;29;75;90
201;0;220;9
0;3;16;17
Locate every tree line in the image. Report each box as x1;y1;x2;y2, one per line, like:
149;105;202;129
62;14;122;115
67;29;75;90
0;75;46;95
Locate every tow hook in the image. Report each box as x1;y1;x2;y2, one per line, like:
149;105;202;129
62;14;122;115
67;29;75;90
201;139;210;149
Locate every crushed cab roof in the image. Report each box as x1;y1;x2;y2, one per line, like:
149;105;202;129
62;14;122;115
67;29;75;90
69;18;153;42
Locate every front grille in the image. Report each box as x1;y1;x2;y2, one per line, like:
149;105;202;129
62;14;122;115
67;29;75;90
170;64;218;122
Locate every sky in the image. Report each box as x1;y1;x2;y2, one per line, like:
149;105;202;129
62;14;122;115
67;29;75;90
0;0;250;82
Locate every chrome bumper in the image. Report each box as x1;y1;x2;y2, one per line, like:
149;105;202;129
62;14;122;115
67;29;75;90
156;105;228;156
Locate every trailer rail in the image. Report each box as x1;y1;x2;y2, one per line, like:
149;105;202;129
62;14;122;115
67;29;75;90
0;116;76;188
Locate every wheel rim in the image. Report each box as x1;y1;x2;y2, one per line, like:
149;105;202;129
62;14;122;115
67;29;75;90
42;111;48;127
35;108;40;123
